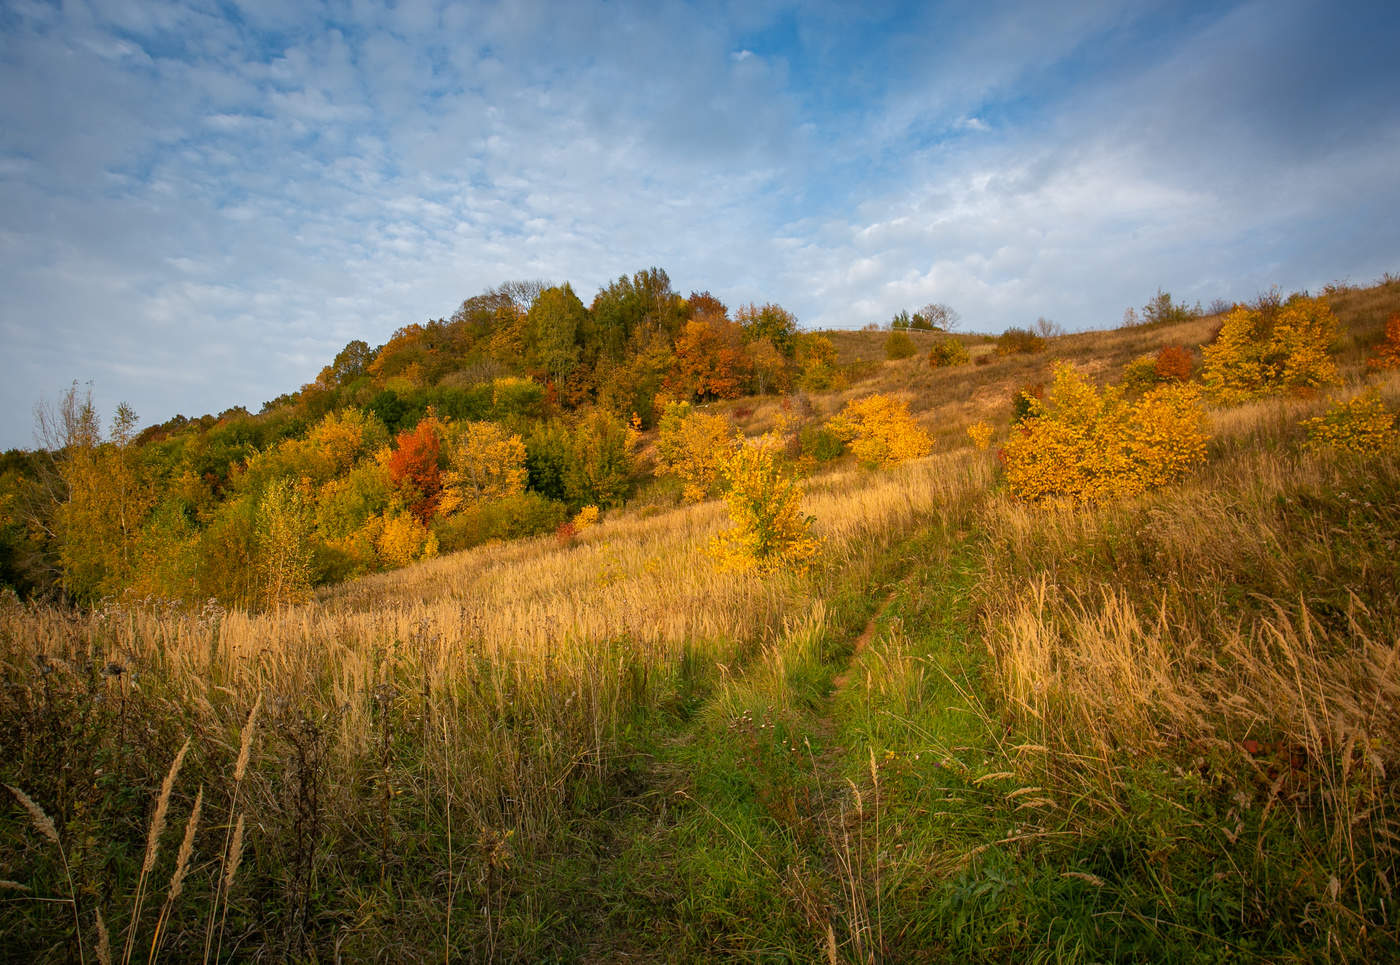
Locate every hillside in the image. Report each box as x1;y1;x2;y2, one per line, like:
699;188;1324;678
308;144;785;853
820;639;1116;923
2;274;1400;960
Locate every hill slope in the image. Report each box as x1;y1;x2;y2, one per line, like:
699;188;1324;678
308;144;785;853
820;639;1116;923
2;275;1400;960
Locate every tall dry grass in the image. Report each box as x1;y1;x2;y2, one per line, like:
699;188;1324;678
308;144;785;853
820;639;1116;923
0;444;990;959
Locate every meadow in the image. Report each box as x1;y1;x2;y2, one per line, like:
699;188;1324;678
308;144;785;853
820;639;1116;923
3;277;1399;961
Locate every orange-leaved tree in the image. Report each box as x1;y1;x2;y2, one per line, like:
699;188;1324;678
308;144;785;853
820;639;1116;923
386;418;443;522
710;432;821;574
1001;363;1210;502
826;394;933;467
1200;295;1339;403
670;317;753;401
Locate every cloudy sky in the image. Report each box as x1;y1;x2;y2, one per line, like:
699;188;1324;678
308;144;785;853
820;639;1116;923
2;0;1398;448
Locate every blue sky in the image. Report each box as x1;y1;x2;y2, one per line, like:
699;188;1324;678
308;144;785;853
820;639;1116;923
2;0;1398;449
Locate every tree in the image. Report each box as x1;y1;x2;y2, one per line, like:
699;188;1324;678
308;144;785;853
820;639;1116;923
736;303;798;357
255;478;315;607
655;402;734;502
670;318;753;401
46;395;154;601
318;339;373;388
710;432;821;574
919;303;960;332
564;410;635;509
527;283;587;383
439;422;528;514
386;419;443;522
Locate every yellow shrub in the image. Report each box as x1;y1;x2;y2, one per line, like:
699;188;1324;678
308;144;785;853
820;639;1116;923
826;394;932;467
1302;391;1398;455
572;505;600;531
1201;296;1340;403
1002;364;1210;502
967;421;995;450
710;434;821;574
655;402;735;502
374;511;439;568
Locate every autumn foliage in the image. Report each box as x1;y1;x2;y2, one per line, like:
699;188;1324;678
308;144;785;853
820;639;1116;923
1369;314;1400;371
826;394;933;468
1201;295;1340;403
1302;391;1398;456
386;419;443;522
710;434;821;574
1001;364;1210;502
655;402;735;502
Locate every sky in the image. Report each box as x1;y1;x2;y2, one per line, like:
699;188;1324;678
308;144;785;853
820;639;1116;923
2;0;1399;449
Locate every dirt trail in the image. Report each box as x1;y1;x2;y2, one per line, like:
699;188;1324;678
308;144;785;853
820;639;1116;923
830;588;898;694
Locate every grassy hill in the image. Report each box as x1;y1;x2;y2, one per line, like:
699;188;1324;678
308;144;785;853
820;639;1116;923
3;276;1400;961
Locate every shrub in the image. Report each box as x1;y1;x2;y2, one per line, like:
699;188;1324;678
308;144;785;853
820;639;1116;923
654;402;735;502
1302;391;1398;456
1368;313;1400;371
1201;295;1340;403
433;492;567;553
374;511;439;568
798;423;845;463
967;421;994;450
994;327;1046;356
1010;383;1044;424
1001;363;1210;502
826;394;933;468
710;434;821;574
927;338;970;368
1120;354;1160;394
1154;344;1193;382
1141;289;1202;326
885;331;917;360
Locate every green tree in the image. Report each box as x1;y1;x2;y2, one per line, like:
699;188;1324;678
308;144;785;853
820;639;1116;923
527;283;587;383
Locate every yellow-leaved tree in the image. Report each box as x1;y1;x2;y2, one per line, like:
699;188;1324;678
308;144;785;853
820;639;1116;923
1002;363;1210;502
826;394;933;467
255;478;315;607
710;433;821;574
655;401;735;502
1200;295;1340;403
439;421;528;515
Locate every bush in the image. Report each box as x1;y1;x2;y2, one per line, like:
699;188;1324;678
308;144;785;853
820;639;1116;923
710;434;821;574
994;327;1046;356
826;394;933;467
654;402;735;502
1141;289;1202;326
967;421;994;450
1368;313;1400;371
798;423;845;463
885;330;917;360
1154;344;1193;382
1120;354;1161;394
1302;391;1398;455
1201;295;1340;403
1010;383;1044;424
1001;364;1210;502
927;338;970;368
433;492;567;553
